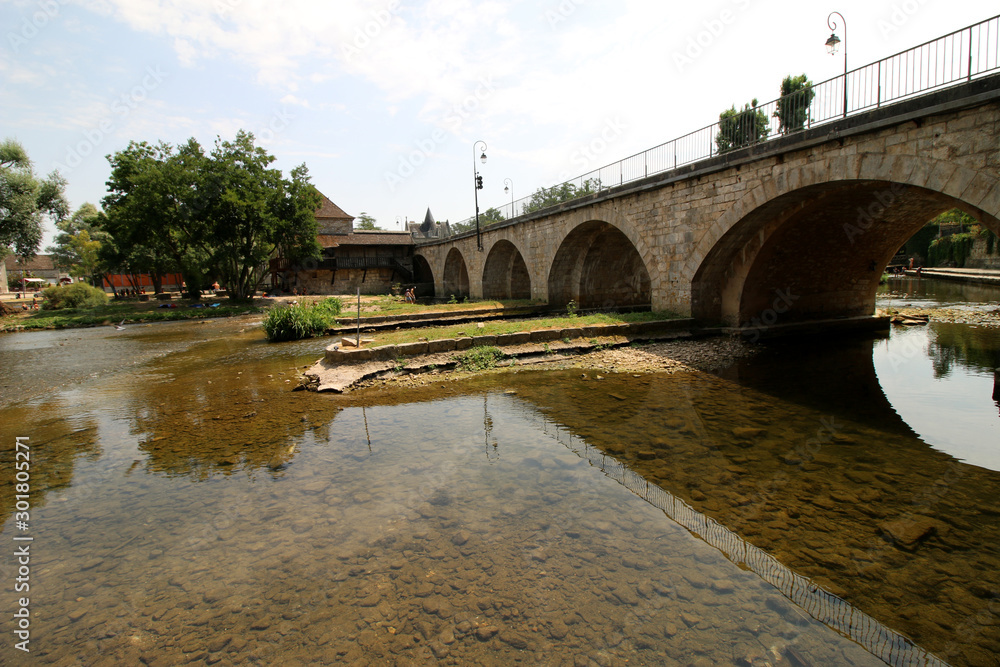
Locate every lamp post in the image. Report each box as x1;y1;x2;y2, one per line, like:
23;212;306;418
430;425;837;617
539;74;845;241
504;178;514;220
473;140;487;251
826;11;847;117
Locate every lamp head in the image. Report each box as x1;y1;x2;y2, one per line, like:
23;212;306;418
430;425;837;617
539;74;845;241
480;152;487;165
825;33;841;55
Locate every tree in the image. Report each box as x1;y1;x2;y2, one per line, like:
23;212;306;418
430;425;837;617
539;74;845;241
0;138;69;259
715;99;770;154
480;207;504;224
523;178;601;214
103;131;321;302
775;74;816;134
47;203;110;282
355;212;381;230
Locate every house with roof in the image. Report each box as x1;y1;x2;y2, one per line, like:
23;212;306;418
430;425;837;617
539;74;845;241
271;192;417;295
3;254;71;292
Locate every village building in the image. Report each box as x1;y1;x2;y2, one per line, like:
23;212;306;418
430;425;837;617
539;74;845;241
271;192;418;295
3;254;71;293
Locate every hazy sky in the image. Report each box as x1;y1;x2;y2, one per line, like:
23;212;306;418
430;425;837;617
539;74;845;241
1;0;994;244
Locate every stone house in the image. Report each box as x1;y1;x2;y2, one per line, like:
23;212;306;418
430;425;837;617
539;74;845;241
3;254;71;292
272;192;415;295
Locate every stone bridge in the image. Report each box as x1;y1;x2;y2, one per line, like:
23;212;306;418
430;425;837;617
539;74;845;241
413;75;1000;328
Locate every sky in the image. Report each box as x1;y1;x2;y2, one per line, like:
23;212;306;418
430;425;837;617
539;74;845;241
1;0;995;248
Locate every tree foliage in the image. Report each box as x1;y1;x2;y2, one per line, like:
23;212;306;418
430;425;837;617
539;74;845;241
355;212;381;230
715;99;770;154
0;138;69;259
103;131;321;302
522;178;601;214
775;74;816;134
47;203;110;280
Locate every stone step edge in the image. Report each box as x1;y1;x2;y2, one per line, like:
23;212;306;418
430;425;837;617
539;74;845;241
327;306;548;334
331;305;546;328
324;319;694;364
302;329;697;393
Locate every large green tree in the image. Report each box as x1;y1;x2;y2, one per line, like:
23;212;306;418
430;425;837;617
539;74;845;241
354;212;381;230
201;132;321;301
47;203;111;282
0;138;69;259
103;131;321;302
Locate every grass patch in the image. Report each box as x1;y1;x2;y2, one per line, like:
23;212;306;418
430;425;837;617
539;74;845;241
1;300;263;332
263;298;343;342
345;296;541;319
457;346;506;371
366;310;682;347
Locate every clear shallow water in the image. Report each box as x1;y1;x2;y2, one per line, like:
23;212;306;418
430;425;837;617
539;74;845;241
878;275;1000;310
0;313;998;665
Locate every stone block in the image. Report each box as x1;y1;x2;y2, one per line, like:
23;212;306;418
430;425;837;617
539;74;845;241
369;345;399;361
396;342;429;357
496;332;530;346
455;337;474;350
559;328;582;341
349;348;372;362
529;329;563;343
427;339;456;353
470;335;497;347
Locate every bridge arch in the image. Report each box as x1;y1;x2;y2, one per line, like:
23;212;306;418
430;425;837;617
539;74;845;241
548;219;652;310
482;240;531;300
443;248;470;299
412;255;435;298
689;155;1000;326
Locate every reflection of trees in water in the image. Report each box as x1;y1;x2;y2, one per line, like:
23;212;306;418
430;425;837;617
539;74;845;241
0;406;101;527
927;324;1000;379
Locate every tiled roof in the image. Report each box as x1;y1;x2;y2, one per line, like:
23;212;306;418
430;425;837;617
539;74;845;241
317;232;413;247
316;192;353;221
4;254;57;271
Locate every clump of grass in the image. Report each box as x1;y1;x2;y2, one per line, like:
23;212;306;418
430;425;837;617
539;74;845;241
457;345;506;371
263;301;338;342
41;283;108;309
313;297;343;317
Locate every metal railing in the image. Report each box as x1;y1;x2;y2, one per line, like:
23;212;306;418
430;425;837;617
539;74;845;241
443;14;999;237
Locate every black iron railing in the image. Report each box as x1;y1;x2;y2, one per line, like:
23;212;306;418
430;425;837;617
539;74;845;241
445;14;999;235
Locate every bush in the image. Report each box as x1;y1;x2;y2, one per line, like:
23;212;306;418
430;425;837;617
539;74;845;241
457;346;506;371
262;301;337;342
313;297;343;317
41;283;108;310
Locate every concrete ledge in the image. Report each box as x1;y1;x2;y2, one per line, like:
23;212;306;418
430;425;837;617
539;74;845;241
396;341;429;356
370;345;399;361
455;337;474;350
529;329;563;343
560;327;582;339
427;339;457;353
471;335;497;346
496;332;531;346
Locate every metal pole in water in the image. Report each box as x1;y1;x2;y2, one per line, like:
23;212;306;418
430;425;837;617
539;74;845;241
356;287;361;348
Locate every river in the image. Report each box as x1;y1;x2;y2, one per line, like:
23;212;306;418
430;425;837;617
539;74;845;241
0;276;997;666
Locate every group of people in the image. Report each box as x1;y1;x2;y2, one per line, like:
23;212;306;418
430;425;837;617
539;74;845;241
113;288;144;298
403;287;417;303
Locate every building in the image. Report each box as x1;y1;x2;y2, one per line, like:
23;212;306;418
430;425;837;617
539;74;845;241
3;254;71;292
272;192;416;295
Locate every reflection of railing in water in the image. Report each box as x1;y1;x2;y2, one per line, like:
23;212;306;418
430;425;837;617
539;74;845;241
510;399;950;667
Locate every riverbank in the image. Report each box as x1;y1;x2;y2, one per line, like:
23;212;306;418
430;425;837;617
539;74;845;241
878;305;1000;327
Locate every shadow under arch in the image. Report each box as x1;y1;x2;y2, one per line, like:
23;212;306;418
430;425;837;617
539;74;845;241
482;239;531;300
548;220;651;310
691;177;1000;327
411;254;435;298
443;247;470;299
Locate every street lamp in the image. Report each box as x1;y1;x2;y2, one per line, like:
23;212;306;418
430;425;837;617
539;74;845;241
504;178;514;220
826;11;847;117
473;140;487;251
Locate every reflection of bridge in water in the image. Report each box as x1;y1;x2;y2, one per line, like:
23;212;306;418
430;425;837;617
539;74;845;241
508;398;949;666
